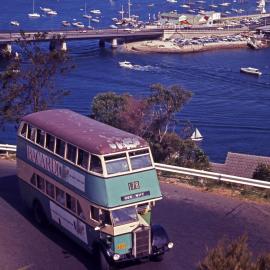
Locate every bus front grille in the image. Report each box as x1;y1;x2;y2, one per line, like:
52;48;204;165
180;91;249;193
133;227;151;258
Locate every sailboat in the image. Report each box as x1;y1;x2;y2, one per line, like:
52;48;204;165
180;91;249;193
83;0;92;19
191;128;203;142
28;0;40;18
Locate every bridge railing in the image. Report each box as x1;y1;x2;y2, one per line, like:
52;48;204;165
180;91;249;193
155;162;270;189
0;144;17;157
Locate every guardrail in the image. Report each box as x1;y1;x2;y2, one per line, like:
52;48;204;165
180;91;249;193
155;162;270;189
0;144;17;156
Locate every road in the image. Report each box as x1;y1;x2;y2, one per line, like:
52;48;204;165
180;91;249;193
1;160;270;270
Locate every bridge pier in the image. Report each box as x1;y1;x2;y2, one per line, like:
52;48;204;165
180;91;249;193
49;40;68;52
0;43;12;57
99;40;105;48
111;38;118;49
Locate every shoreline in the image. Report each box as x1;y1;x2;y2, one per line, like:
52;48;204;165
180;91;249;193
121;40;250;54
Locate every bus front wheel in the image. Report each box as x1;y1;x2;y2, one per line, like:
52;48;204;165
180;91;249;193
33;200;47;226
97;247;112;270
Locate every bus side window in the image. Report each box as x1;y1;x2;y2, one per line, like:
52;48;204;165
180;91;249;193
56;138;65;157
36;175;45;191
90;155;103;174
77;149;89;170
36;129;45;147
30;174;36;186
56;187;65;206
46;134;55;152
27;125;36;142
66;193;76;213
20;123;27;138
46;181;55;199
67;143;77;164
90;205;100;221
77;201;85;219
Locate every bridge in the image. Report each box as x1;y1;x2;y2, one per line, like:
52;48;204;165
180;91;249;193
0;28;164;54
0;25;254;55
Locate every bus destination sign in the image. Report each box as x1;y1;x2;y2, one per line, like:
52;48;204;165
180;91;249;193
121;191;150;201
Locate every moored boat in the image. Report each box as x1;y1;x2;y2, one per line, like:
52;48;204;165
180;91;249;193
240;67;262;76
10;20;20;26
62;20;71;27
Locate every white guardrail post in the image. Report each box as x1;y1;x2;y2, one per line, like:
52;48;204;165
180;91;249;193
154;162;270;190
0;144;17;157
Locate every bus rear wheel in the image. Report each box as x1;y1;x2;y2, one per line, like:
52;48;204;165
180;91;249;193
33;200;47;226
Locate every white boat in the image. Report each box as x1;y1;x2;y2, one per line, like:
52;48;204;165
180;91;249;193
28;0;40;18
191;128;203;142
91;18;100;23
110;24;118;29
167;0;177;3
72;22;85;28
90;9;101;15
47;10;57;15
40;7;52;12
10;20;20;26
83;14;92;19
62;20;71;27
240;67;262;76
180;4;190;8
119;61;133;69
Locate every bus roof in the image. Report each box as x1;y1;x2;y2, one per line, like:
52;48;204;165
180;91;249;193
22;109;149;155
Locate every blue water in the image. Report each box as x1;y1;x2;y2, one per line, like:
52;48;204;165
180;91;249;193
1;0;270;163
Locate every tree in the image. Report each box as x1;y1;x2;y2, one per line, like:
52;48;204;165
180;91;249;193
90;84;209;170
253;163;270;182
198;235;270;270
0;32;74;127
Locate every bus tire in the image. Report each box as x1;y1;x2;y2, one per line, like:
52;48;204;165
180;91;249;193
33;200;47;227
97;247;112;270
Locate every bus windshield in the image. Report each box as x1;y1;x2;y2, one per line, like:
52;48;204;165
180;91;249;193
129;149;152;170
111;206;138;226
105;154;129;175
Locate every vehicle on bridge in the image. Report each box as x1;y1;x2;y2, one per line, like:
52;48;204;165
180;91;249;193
17;109;173;270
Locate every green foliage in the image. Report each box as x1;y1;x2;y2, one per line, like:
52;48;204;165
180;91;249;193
91;92;127;128
253;163;270;182
0;32;74;127
198;235;270;270
90;84;209;170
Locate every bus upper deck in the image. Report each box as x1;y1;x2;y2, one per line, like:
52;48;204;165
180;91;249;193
17;109;162;208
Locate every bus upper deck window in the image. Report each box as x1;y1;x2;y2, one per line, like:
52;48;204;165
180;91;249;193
56;138;65;157
129;149;152;170
105;153;129;175
36;129;45;147
46;134;55;152
20;123;27;138
27;125;36;142
90;155;103;174
67;143;77;163
77;149;89;170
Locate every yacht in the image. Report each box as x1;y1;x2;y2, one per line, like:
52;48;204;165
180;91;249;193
91;18;100;23
10;20;20;26
72;21;85;28
119;61;133;69
40;7;52;12
28;0;40;18
90;9;101;15
83;14;92;19
62;20;71;27
240;67;262;76
47;10;58;15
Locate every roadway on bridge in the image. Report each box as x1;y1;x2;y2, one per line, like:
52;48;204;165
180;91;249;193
1;160;270;270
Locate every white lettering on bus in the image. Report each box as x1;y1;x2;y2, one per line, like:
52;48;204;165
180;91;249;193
27;145;85;192
108;137;141;150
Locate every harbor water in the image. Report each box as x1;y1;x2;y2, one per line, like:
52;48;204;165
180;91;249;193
0;0;270;163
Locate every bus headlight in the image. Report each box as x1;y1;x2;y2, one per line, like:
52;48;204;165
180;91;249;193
113;253;121;261
167;242;174;249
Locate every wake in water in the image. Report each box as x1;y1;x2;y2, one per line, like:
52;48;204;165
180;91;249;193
120;63;160;72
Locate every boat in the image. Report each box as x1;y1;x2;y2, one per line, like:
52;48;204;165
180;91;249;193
10;20;20;26
191;128;203;142
83;14;92;19
91;18;100;23
47;10;57;16
90;9;101;15
167;0;177;3
119;61;133;69
28;0;40;18
72;22;85;28
110;24;118;29
40;7;52;12
240;67;262;76
62;20;71;27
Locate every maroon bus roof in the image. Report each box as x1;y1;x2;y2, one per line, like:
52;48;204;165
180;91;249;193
22;109;149;155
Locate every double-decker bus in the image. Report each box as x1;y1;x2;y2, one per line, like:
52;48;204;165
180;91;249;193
17;109;173;269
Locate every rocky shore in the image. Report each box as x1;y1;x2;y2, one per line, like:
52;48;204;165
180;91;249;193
122;39;249;54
